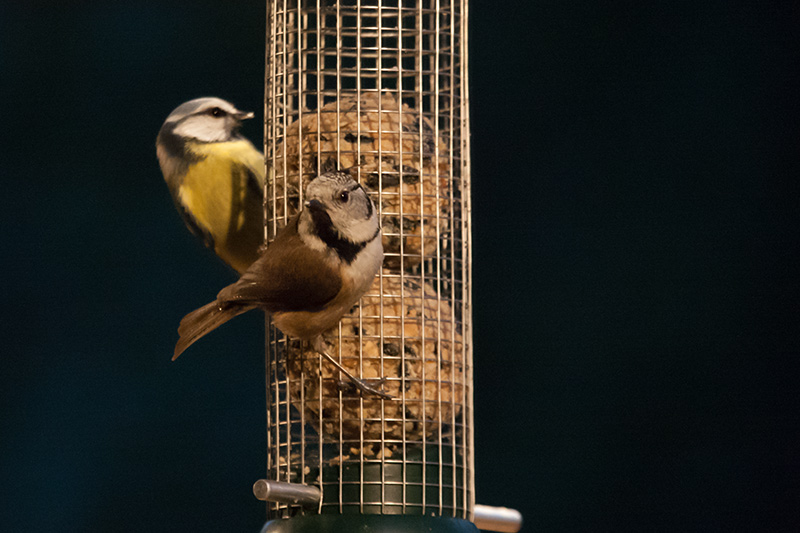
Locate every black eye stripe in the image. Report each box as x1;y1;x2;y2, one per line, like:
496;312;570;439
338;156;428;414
208;107;227;118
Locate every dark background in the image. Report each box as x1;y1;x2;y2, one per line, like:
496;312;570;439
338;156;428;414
2;1;797;531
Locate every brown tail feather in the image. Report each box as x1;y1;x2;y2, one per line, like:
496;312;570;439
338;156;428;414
173;301;256;360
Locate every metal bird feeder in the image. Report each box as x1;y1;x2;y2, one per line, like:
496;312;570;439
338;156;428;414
256;1;516;531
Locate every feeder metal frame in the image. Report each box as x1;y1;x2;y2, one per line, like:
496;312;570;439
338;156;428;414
263;0;472;521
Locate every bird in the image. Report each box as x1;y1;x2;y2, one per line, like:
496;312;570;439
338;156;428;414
172;171;390;399
156;97;265;274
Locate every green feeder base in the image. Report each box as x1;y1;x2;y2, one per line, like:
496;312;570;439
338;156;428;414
261;514;479;533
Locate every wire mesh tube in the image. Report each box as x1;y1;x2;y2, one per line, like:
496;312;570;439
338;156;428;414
263;0;473;520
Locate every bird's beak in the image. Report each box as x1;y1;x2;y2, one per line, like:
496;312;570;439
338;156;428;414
236;110;255;121
305;199;325;212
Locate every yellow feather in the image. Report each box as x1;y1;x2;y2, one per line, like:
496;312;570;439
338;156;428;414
179;139;265;273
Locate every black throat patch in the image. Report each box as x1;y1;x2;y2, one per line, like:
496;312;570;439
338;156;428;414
310;208;373;264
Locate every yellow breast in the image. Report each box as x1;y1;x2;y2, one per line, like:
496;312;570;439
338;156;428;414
179;140;265;273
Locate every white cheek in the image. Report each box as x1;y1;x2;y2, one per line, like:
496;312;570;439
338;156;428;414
174;117;229;142
330;199;376;242
343;215;380;244
298;215;329;254
346;236;383;290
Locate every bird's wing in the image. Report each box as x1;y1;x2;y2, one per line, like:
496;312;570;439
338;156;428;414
245;164;263;199
229;159;265;238
236;141;266;192
220;160;266;273
218;217;342;313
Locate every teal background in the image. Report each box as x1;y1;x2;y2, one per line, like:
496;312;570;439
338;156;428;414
1;1;797;531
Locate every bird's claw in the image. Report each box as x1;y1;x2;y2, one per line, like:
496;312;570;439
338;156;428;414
312;337;394;400
337;377;393;400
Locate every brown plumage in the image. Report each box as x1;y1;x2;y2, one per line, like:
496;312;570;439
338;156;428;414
171;171;388;398
173;214;341;360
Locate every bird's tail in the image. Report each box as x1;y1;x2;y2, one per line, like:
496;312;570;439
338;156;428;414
173;301;256;360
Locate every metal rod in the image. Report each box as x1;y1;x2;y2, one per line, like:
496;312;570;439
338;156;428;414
253;480;322;507
472;504;523;533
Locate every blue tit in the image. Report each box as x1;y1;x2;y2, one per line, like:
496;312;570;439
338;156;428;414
156;97;265;274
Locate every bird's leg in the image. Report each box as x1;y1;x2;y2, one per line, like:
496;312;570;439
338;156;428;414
312;336;393;400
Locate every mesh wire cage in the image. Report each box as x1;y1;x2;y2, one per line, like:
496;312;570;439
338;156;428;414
260;0;475;529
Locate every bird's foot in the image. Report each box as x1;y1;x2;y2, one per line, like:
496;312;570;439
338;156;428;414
336;377;393;400
312;337;394;400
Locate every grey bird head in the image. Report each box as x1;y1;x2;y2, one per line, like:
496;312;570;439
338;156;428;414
301;172;380;259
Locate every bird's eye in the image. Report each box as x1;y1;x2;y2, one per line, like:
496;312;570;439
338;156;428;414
209;107;226;118
339;190;349;203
